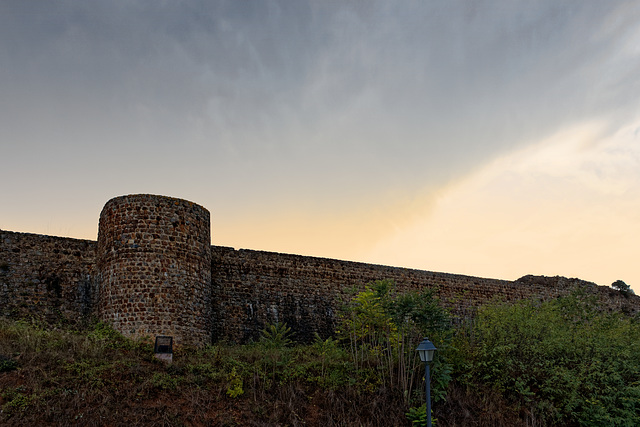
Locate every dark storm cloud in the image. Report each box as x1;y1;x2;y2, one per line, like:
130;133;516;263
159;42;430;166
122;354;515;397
1;1;639;202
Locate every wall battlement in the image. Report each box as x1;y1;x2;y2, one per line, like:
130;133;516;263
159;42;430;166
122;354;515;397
2;194;638;345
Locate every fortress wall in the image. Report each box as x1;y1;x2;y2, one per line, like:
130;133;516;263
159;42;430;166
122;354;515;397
0;230;96;324
209;246;522;343
2;227;638;345
210;246;639;343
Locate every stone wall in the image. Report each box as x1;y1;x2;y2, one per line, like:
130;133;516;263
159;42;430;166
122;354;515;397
0;230;96;324
210;247;639;343
97;195;212;346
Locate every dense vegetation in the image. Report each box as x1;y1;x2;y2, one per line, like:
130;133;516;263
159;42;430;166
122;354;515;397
1;281;638;426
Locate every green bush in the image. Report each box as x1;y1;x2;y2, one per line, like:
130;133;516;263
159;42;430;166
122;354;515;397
226;367;244;397
0;355;18;372
406;404;437;426
259;322;294;349
612;280;635;296
467;293;640;426
337;280;452;404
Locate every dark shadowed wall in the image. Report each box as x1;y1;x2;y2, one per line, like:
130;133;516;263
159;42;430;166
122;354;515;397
210;246;639;343
0;230;96;323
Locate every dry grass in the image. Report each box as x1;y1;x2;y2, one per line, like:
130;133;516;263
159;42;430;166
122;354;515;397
0;319;415;426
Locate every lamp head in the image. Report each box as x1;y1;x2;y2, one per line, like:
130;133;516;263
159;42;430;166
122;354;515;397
416;337;437;362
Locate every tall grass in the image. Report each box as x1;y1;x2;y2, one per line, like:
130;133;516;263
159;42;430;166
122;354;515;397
0;317;415;426
2;286;637;426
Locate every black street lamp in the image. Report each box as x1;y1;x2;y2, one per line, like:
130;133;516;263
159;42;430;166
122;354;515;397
416;337;437;427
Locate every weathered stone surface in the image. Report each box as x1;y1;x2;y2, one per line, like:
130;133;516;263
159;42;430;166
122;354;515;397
0;231;96;324
97;194;211;347
210;247;639;343
1;194;638;346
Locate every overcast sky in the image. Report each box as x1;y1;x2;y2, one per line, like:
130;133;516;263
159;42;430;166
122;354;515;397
2;1;640;292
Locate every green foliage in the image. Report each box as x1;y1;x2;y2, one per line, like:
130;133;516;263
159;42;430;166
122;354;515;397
259;322;294;349
3;283;639;425
1;386;36;415
312;332;341;358
226;367;244;398
0;354;18;372
612;280;635;296
467;293;640;426
1;317;409;425
150;372;179;390
406;404;437;426
337;280;452;404
311;333;344;381
87;320;146;351
338;283;397;362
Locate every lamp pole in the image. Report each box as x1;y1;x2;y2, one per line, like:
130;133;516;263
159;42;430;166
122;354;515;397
416;337;437;427
425;358;431;427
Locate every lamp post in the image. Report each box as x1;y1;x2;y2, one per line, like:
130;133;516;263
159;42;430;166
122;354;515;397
416;337;437;427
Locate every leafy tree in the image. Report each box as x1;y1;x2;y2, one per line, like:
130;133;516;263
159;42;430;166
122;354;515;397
612;280;635;296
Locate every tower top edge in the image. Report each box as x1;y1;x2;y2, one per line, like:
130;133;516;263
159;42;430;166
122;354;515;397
101;194;209;214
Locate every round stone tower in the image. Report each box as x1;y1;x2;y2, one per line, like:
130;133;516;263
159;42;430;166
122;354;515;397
97;194;211;346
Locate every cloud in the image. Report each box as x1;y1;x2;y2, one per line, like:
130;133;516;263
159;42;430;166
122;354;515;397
1;0;640;294
3;2;638;163
364;119;640;292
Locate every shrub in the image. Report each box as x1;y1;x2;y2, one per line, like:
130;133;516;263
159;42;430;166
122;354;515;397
259;322;294;349
0;354;18;372
337;280;452;405
612;280;635;296
468;293;640;426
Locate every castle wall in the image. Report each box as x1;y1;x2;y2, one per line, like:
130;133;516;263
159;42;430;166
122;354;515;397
0;230;96;324
97;195;211;346
210;246;638;343
2;200;638;346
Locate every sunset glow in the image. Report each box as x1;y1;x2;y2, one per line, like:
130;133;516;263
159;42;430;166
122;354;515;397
2;2;639;293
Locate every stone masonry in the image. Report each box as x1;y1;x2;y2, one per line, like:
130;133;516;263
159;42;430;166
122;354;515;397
1;194;638;346
0;232;96;324
97;195;212;346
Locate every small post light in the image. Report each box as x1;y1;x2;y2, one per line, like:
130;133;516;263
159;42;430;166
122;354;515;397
416;337;437;427
154;336;173;363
